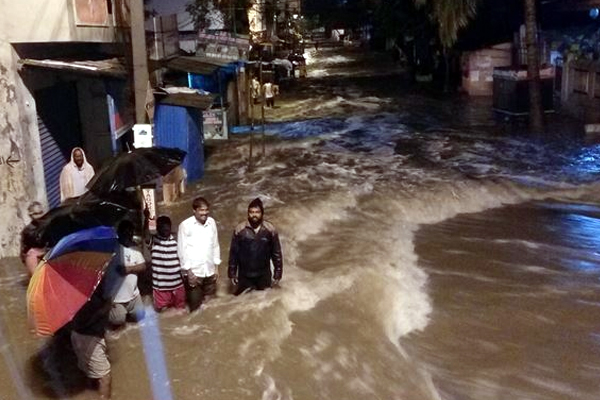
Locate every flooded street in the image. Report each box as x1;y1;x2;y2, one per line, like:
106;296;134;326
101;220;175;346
1;45;600;399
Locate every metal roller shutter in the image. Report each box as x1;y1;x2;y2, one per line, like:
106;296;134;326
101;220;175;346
38;116;67;208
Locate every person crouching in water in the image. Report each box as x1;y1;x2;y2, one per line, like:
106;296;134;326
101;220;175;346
228;198;283;295
149;216;185;312
105;220;146;328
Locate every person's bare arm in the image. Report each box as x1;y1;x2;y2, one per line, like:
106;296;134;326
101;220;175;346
98;372;111;399
125;262;146;275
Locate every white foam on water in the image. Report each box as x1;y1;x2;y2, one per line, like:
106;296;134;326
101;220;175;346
260;373;294;400
354;180;562;346
491;238;542;249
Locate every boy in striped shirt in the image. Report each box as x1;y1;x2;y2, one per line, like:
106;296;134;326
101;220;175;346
149;216;185;312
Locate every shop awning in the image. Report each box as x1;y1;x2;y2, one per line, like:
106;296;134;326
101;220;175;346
18;57;127;78
165;56;236;75
154;87;215;109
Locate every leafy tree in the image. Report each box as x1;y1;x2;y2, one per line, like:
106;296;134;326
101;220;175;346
186;0;250;33
415;0;480;48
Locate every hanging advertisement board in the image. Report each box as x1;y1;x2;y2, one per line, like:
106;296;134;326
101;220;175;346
202;108;228;140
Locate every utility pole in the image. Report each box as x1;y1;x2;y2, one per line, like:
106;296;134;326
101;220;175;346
524;0;543;133
131;0;155;233
131;0;150;124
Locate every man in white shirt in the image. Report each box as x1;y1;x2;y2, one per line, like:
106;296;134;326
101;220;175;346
177;197;221;311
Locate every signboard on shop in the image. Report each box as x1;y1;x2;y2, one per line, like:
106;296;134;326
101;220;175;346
198;32;249;61
134;124;156;232
202;109;228;140
142;187;157;233
133;124;153;149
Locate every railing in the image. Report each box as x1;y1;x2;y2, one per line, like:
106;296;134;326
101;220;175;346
560;59;600;122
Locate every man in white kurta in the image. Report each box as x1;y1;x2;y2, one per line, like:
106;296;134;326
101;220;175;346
59;147;95;202
177;197;221;311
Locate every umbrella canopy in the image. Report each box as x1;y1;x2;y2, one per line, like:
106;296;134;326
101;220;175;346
34;193;130;247
86;147;187;194
27;226;118;336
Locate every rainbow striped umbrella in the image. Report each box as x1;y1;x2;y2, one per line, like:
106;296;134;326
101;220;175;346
27;226;118;336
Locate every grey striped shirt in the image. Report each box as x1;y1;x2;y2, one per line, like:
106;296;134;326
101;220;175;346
150;234;184;290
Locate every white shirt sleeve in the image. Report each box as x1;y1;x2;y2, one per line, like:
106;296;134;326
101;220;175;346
177;221;189;270
124;247;145;266
213;221;221;266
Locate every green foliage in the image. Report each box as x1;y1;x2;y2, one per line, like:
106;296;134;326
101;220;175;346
186;0;215;31
415;0;480;48
369;0;480;48
375;0;431;40
186;0;250;33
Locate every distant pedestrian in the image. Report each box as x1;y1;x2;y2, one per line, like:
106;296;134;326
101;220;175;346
251;77;261;104
149;216;185;312
228;198;283;295
59;147;95;202
177;197;221;312
105;220;146;328
20;201;46;276
263;81;275;108
315;41;319;51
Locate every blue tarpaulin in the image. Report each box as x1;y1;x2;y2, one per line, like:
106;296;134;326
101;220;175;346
188;62;239;103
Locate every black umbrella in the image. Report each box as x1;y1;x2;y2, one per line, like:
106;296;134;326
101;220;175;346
86;147;187;194
34;194;130;247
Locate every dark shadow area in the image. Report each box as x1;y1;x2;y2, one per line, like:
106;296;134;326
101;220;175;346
26;328;88;399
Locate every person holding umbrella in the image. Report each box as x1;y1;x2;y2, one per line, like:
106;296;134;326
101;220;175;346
105;220;146;327
70;279;113;399
26;226;119;398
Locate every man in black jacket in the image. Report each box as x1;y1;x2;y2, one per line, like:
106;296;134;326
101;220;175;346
228;198;283;295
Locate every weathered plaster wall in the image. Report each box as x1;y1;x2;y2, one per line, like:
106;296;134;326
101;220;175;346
0;43;44;257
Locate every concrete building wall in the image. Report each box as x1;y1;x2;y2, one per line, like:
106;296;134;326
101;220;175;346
0;43;46;257
146;0;195;31
3;0;116;43
0;0;120;257
77;79;114;168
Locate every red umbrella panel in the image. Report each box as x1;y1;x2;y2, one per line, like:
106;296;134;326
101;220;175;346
27;226;118;336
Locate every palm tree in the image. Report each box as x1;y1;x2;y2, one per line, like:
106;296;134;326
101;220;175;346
415;0;479;48
415;0;479;91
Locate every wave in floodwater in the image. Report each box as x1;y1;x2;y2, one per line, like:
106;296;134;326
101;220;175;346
3;49;600;400
174;96;600;399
